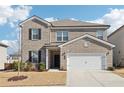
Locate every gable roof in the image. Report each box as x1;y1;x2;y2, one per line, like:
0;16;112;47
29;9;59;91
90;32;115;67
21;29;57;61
19;15;110;28
108;25;124;38
19;15;51;26
51;20;110;27
59;34;115;48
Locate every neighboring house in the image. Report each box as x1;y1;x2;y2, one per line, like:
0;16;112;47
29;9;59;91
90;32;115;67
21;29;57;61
0;42;8;70
108;25;124;67
19;15;115;70
8;53;21;63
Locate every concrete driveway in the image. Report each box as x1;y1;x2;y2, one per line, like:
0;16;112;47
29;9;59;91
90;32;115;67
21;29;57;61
67;70;124;87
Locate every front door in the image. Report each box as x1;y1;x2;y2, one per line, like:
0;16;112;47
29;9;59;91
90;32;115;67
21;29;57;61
54;55;60;68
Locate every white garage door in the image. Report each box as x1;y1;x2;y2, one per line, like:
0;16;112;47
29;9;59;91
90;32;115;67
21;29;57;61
67;54;106;70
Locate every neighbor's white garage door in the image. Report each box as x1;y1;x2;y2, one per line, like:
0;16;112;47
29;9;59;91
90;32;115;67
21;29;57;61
67;54;106;70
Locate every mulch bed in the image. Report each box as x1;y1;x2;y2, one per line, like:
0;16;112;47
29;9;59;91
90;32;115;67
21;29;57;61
8;75;28;82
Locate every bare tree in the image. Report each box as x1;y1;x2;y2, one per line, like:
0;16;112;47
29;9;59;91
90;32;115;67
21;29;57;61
17;26;21;76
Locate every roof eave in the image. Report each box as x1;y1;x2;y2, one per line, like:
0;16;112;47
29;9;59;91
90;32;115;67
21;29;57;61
19;15;51;27
51;26;109;30
108;25;124;38
0;43;8;47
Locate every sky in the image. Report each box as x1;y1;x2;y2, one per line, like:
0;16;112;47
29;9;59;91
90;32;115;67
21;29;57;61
1;5;124;54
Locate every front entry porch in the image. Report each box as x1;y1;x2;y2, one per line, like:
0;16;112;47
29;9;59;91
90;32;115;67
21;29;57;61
46;47;60;70
50;51;60;69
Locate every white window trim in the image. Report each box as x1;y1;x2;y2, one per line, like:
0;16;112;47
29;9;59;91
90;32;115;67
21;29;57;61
96;30;104;39
56;31;68;42
31;29;40;40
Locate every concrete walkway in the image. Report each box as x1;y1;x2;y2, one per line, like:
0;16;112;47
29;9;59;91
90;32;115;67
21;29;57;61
67;70;124;87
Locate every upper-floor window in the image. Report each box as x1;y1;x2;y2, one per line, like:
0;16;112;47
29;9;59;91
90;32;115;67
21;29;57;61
56;31;68;42
96;31;104;40
29;28;41;40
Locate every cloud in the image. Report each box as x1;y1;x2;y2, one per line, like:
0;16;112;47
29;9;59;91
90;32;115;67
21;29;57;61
69;18;78;21
0;5;32;54
45;17;79;22
0;5;32;28
45;17;58;22
89;8;124;35
1;40;18;54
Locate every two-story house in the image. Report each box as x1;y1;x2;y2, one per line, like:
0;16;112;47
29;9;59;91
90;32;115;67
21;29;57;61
108;25;124;67
19;15;115;70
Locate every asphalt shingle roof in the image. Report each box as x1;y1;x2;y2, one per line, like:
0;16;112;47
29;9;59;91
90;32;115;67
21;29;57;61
51;19;109;27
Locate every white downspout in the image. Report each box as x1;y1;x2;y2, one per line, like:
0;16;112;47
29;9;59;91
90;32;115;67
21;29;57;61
46;49;48;69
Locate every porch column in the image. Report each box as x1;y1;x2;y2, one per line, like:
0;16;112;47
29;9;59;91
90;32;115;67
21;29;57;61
46;49;48;69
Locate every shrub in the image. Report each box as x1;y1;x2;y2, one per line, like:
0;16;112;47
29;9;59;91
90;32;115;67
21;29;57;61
25;62;33;71
38;63;45;71
107;67;115;71
12;61;26;71
12;61;18;71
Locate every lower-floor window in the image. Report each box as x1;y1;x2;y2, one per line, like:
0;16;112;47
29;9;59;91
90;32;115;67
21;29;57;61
31;51;39;63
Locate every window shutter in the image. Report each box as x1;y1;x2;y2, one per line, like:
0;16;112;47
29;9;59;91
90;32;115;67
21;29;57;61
29;51;32;62
29;28;32;40
38;29;41;40
38;50;41;63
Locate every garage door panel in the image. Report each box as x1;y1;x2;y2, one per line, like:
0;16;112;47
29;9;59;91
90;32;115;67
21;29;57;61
68;55;105;70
